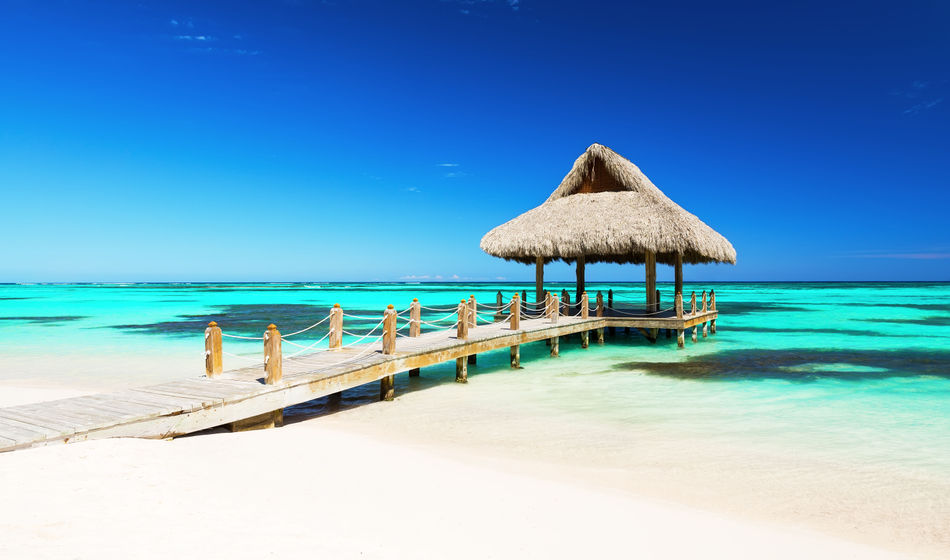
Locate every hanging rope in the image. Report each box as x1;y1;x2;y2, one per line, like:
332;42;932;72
280;314;331;338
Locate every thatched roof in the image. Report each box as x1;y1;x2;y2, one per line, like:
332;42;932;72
480;143;736;266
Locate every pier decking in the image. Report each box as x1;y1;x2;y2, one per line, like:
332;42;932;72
0;290;718;453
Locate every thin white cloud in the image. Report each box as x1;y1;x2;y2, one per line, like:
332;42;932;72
904;98;943;115
436;163;459;167
847;250;950;260
175;35;216;41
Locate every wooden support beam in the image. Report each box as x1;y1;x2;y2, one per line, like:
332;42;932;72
677;329;685;348
204;321;222;378
675;292;684;319
329;304;343;350
692;325;699;343
550;336;559;357
535;256;544;304
575;255;585;305
408;299;421;377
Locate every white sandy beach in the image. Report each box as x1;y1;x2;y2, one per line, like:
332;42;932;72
0;385;917;560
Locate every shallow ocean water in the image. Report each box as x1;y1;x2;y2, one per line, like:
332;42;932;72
2;282;949;552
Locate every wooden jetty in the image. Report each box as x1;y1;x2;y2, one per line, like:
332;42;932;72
0;289;718;453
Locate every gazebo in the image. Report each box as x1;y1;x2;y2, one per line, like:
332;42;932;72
480;143;736;311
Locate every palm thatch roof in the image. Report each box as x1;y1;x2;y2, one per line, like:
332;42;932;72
480;143;736;266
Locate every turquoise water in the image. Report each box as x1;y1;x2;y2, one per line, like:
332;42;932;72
2;282;950;550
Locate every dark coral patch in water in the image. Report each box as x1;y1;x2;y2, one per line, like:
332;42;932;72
861;315;950;327
109;303;392;338
0;315;87;325
615;348;950;382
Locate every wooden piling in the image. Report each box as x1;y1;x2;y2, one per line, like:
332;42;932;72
692;325;698;343
509;293;521;368
329;304;343;350
204;321;222;378
677;329;685;348
408;299;421;377
595;291;605;344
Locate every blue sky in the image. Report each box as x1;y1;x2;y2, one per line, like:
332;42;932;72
1;0;948;282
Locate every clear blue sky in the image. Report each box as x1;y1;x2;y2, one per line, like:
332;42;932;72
1;0;948;282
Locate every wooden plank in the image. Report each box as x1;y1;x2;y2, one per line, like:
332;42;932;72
0;418;51;444
0;408;82;434
0;414;74;439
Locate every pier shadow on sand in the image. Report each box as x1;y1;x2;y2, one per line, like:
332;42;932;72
614;348;950;383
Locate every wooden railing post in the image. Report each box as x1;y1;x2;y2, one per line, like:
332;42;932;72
382;305;397;355
495;291;503;320
509;293;520;330
596;291;605;344
204;321;222;378
675;292;684;349
467;295;477;365
561;289;570;316
409;299;421;337
264;324;282;385
544;291;552;319
380;305;397;401
456;300;468;383
580;292;589;349
408;298;421;377
701;290;708;338
521;290;527;305
690;291;697;316
329;304;343;350
710;289;717;334
550;293;560;357
509;293;521;368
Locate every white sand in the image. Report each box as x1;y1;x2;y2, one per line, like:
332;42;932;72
0;388;909;560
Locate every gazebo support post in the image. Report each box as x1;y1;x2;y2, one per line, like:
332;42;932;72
575;255;585;307
645;250;656;313
535;256;544;305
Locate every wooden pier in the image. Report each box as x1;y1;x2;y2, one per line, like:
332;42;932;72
0;289;718;453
